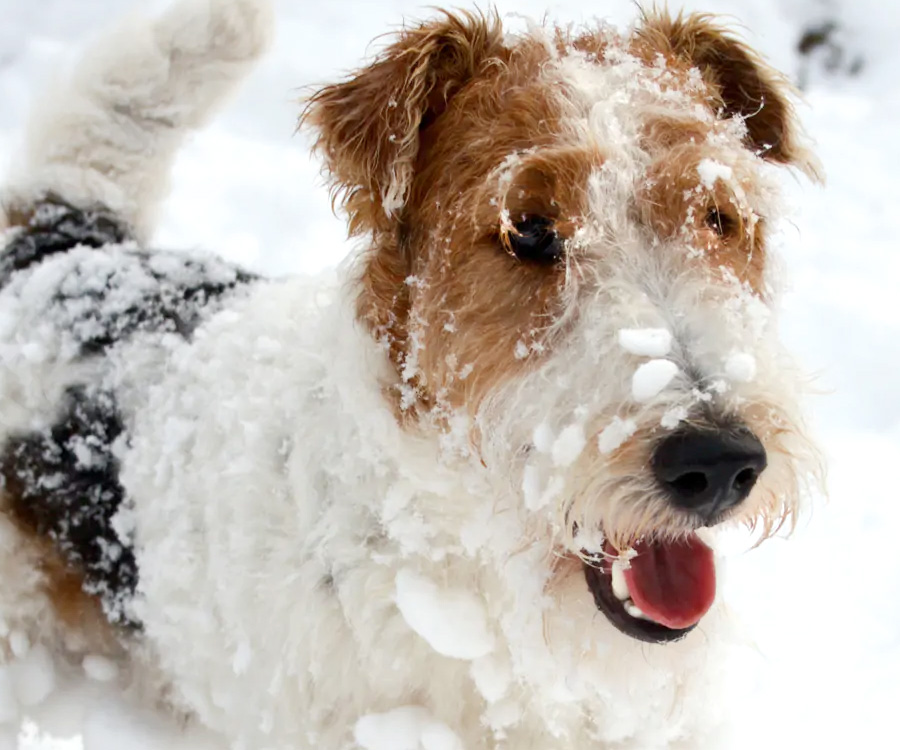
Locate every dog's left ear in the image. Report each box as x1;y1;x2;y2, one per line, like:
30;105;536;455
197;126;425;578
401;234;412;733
637;12;822;180
302;11;506;235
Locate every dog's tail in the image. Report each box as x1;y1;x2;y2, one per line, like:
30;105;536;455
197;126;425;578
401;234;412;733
2;0;273;242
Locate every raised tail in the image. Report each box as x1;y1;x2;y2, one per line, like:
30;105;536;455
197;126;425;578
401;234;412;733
2;0;273;241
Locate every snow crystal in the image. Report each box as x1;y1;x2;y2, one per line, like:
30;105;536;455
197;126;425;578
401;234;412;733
395;569;494;660
631;359;680;402
725;352;757;383
597;417;637;454
697;158;733;188
513;340;529;360
551;423;586;467
354;707;463;750
617;328;673;357
83;655;118;683
660;406;689;430
573;525;605;553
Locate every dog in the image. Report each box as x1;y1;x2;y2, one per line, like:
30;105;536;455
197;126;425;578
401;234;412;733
0;0;822;747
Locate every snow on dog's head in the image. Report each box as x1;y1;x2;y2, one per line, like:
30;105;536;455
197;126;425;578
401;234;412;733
303;10;821;643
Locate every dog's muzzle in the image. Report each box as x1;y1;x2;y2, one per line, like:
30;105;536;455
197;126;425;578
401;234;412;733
583;424;768;644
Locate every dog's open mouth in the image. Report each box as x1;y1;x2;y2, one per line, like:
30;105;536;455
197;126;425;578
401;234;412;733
583;533;716;643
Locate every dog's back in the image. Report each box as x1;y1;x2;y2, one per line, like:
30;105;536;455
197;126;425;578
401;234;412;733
0;0;273;717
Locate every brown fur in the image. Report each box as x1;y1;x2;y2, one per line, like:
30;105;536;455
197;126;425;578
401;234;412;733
1;493;115;648
635;12;822;178
302;10;814;419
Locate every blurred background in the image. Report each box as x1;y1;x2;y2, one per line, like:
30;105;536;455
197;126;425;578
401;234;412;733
0;0;898;747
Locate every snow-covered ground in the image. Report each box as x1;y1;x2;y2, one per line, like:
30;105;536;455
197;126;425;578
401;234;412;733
1;0;897;747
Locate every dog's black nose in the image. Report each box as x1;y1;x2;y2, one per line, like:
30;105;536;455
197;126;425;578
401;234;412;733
652;427;767;521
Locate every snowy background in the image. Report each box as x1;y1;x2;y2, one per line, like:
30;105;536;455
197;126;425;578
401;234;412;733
0;0;897;747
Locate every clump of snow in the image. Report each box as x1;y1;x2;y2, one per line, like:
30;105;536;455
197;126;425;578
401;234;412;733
354;707;463;750
573;525;605;553
631;359;680;402
597;417;637;454
9;632;29;659
697;158;733;188
551;423;586;467
395;569;494;660
521;464;544;511
661;406;689;429
531;423;554;454
82;656;118;684
617;328;673;357
725;352;757;383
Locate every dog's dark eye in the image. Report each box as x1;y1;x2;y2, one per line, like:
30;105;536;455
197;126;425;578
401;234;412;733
705;208;738;238
507;216;564;265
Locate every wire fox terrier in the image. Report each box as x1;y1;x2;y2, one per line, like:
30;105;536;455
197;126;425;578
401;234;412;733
0;0;821;746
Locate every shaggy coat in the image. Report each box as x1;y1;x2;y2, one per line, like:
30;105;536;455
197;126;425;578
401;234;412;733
0;0;819;747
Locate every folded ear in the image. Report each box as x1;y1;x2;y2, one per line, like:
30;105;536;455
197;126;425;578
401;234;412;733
637;12;822;180
302;11;505;235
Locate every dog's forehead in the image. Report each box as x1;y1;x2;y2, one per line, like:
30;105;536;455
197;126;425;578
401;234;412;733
426;28;761;207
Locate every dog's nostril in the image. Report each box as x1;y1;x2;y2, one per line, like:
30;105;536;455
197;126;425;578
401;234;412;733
733;467;757;491
652;427;767;520
668;472;708;498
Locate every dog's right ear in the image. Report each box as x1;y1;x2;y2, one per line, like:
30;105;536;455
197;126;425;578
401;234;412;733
302;11;504;236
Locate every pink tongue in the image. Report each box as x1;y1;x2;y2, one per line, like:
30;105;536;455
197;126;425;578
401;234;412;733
622;535;716;630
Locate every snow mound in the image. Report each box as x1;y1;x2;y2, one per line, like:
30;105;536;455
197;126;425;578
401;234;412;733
395;569;494;660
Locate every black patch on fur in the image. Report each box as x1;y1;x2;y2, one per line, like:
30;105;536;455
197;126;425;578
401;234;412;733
0;200;130;289
0;199;259;628
1;387;137;627
54;249;257;356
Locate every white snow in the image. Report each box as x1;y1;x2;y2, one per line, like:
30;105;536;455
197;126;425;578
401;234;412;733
394;569;494;660
597;417;637;454
80;658;117;685
551;423;586;467
617;328;673;357
660;406;689;430
531;423;555;454
631;359;680;402
697;158;733;188
520;464;544;511
725;352;758;383
354;707;463;750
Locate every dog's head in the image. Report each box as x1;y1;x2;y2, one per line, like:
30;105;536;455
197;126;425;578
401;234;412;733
303;10;821;644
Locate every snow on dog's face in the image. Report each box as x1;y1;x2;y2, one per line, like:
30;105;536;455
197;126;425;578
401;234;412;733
304;11;821;643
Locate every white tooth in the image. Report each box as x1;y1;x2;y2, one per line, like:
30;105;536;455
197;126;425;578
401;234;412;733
611;560;630;601
624;601;651;621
